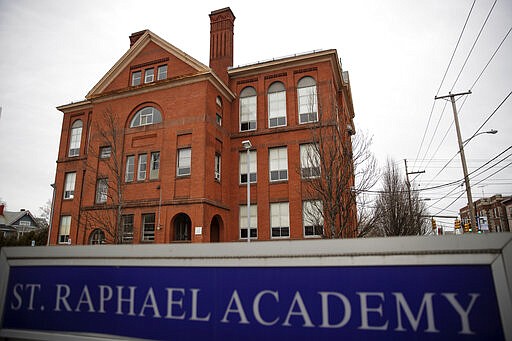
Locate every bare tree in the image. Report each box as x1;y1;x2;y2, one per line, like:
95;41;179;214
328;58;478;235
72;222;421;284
300;84;379;238
372;159;430;236
81;107;127;244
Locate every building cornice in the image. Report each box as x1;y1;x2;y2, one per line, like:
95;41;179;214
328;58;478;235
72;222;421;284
56;100;93;113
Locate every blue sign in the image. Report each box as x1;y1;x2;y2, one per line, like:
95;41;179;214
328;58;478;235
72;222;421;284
2;265;504;340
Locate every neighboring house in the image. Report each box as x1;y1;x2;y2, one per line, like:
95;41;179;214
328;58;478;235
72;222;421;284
460;194;511;233
502;197;512;232
49;7;357;245
0;204;42;238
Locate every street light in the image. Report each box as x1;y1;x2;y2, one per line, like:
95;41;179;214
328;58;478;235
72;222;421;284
242;140;252;243
462;129;498;145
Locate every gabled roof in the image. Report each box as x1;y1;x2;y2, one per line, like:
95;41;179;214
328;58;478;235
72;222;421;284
86;30;210;99
1;209;38;226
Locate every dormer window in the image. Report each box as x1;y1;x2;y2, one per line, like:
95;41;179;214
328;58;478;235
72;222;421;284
130;107;162;128
144;68;154;83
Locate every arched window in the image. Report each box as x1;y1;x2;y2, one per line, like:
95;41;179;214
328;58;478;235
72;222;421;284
89;229;106;245
239;87;257;131
130;107;162;128
68;120;83;157
174;213;191;241
268;82;286;128
297;77;318;124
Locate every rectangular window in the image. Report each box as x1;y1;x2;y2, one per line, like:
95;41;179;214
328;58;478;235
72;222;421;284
271;202;290;238
138;154;147;181
122;215;134;244
216;113;222;126
142;213;155;241
300;143;320;178
100;146;111;159
303;200;324;237
19;220;31;226
68;125;82;157
214;154;221;181
269;147;288;182
63;172;76;199
157;65;167;80
240;204;257;239
298;86;318;123
144;68;154;83
240;96;257;131
95;178;108;204
125;156;135;182
150;152;160;180
177;148;191;176
268;91;287;127
58;216;71;244
131;71;141;86
239;150;257;184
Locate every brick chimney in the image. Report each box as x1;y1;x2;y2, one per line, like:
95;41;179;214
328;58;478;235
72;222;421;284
209;8;235;83
129;30;148;47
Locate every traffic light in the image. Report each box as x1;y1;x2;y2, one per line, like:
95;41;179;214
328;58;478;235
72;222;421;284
463;222;469;233
454;219;461;229
431;218;437;230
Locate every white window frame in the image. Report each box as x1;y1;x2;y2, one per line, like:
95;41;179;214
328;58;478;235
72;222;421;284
130;107;162;128
240;87;257;131
177;148;191;176
303;200;324;237
269;147;288;182
240;204;257;240
142;213;155;241
125;156;135;182
100;146;111;159
239;150;257;184
144;68;154;83
63;172;76;199
150;152;160;180
214;154;221;181
58;216;71;244
270;202;290;238
157;65;167;80
298;77;318;124
138;154;147;181
300;143;321;179
95;178;108;204
131;71;141;86
68;120;82;157
268;82;287;128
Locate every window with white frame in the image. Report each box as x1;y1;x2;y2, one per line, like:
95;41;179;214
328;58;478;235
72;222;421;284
269;147;288;182
63;172;76;199
303;200;324;237
240;87;257;131
271;202;290;238
239;150;257;184
297;76;318;124
95;178;108;204
157;65;167;80
240;204;257;239
268;82;286;128
150;152;160;180
300;143;320;179
122;215;134;244
125;156;135;182
177;148;191;176
137;154;147;181
58;216;71;244
144;68;154;83
142;213;155;241
130;107;162;128
100;146;111;159
68;120;83;157
214;154;221;181
131;71;141;86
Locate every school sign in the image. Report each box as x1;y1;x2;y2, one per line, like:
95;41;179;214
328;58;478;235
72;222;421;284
1;234;511;340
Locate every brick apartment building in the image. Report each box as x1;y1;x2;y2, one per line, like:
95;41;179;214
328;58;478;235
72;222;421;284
460;194;511;233
49;8;357;245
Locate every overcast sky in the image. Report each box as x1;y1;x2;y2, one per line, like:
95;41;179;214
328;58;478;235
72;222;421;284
0;0;510;227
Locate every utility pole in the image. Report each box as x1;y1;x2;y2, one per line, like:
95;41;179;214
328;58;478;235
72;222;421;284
435;91;477;233
404;159;425;211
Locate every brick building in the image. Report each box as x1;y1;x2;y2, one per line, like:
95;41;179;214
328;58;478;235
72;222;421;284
49;8;356;245
460;194;511;233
